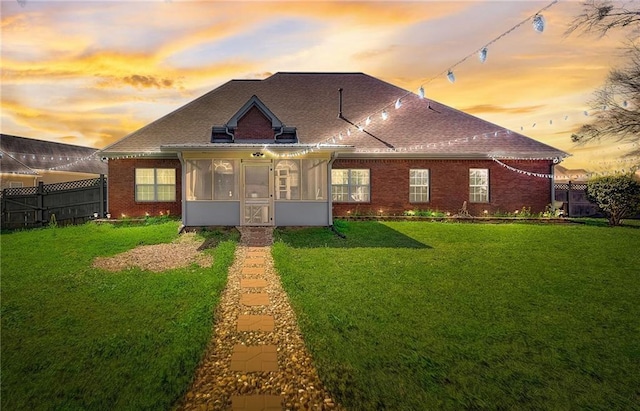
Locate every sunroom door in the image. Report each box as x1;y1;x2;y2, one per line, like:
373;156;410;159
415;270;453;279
242;163;273;226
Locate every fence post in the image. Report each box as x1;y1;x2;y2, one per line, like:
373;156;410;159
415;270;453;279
36;181;44;227
567;180;572;218
99;174;105;217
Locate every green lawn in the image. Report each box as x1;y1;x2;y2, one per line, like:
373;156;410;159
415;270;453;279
273;221;640;410
1;221;237;410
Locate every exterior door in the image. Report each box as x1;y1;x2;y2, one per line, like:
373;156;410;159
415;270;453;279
242;162;273;226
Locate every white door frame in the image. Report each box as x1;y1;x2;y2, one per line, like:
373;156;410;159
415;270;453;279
241;160;274;226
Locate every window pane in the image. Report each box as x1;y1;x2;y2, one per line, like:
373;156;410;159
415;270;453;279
156;169;175;184
214;160;237;200
135;169;154;184
187;160;212;200
302;159;327;200
157;185;176;201
136;185;155;201
331;169;348;184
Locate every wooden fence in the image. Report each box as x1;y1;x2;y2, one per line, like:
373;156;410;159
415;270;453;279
554;182;598;217
1;175;107;230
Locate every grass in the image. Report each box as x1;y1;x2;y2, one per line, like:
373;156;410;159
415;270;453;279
1;221;238;410
273;221;640;410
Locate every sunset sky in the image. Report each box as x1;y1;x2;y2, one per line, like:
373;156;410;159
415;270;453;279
1;0;636;171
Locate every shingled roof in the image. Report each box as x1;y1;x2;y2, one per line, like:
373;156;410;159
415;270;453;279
0;134;107;175
101;72;567;160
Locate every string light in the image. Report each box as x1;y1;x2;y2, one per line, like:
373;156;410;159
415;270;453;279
381;110;389;121
532;14;546;33
395;98;402;109
446;70;456;83
418;86;425;99
478;47;488;63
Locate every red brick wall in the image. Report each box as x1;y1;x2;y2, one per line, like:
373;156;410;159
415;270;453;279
107;158;182;218
332;159;553;217
235;106;274;140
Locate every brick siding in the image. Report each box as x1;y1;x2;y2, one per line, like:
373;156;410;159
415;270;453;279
235;106;274;140
107;158;182;218
332;159;553;217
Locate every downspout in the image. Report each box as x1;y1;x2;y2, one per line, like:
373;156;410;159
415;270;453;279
328;152;337;226
177;152;186;233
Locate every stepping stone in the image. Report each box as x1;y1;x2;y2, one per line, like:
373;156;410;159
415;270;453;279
237;315;275;332
246;247;268;254
241;278;268;288
231;395;282;411
230;344;278;372
244;257;266;266
240;293;270;306
242;267;265;276
247;250;266;258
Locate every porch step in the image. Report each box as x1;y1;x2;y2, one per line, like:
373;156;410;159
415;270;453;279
237;227;274;247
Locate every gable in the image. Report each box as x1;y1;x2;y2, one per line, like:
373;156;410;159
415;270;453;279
211;94;297;143
234;106;274;140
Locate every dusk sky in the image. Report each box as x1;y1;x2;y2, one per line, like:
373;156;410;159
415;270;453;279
1;0;636;171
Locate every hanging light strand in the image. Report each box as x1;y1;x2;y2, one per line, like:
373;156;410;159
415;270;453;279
320;0;560;150
417;0;558;88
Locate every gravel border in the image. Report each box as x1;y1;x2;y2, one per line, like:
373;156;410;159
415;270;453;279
176;228;342;411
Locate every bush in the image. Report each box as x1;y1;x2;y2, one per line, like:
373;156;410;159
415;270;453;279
586;172;640;226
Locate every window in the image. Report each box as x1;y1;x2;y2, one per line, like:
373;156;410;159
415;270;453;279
9;181;23;188
409;169;429;203
331;169;370;202
185;160;238;200
301;159;327;200
135;168;176;202
186;160;212;200
469;168;489;203
275;160;300;200
213;160;237;200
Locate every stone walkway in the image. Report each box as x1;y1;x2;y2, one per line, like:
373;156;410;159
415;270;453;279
177;227;341;411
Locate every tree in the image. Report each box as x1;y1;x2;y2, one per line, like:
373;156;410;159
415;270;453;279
567;1;640;158
586;173;640;225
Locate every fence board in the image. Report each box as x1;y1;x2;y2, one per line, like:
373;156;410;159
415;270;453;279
554;181;598;217
1;175;107;230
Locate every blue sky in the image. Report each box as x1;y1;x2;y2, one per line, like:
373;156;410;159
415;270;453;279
0;0;635;171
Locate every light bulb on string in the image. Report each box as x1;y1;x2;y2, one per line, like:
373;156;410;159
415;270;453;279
418;86;425;99
339;132;343;140
381;110;388;120
365;116;372;126
447;70;456;83
478;47;488;63
532;14;545;32
395;98;402;109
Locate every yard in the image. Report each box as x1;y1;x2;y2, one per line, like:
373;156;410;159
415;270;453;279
0;220;237;410
273;221;640;410
2;220;638;410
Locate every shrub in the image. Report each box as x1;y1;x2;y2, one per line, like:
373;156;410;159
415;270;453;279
586;172;640;226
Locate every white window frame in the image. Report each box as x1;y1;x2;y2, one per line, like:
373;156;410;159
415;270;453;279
135;168;176;202
9;181;24;188
331;169;370;203
409;169;429;203
469;168;489;203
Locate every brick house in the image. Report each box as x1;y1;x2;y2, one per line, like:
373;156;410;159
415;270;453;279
100;72;568;226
